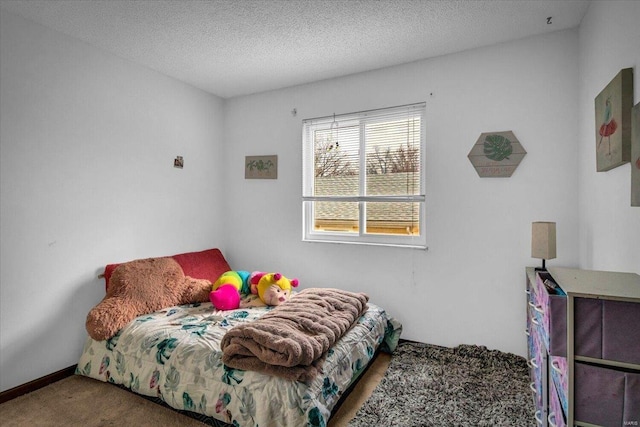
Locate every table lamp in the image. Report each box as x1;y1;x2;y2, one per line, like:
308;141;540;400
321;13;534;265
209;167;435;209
531;222;556;271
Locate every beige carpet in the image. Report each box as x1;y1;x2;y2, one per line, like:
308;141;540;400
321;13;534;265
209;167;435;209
0;354;390;427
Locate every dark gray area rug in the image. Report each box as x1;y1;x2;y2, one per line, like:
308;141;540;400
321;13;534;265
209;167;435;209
349;341;536;427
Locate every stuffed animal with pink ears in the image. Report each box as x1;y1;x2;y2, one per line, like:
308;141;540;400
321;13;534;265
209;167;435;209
249;272;299;306
209;270;250;310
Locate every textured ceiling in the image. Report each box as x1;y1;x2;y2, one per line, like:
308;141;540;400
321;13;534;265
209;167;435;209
0;0;590;99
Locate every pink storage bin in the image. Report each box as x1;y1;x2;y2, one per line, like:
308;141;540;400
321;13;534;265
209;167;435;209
550;356;567;416
532;272;567;356
548;377;567;427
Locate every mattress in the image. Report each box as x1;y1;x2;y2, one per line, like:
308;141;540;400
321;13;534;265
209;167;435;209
76;299;401;426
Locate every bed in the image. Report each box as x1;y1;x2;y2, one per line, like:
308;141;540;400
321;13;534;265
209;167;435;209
76;249;402;427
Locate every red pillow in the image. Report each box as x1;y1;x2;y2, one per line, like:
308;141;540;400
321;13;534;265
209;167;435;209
103;248;231;292
171;248;232;283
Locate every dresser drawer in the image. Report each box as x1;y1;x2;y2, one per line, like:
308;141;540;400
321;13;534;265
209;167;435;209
529;323;545;413
568;298;640;365
601;299;640;365
531;272;567;356
548;376;566;427
550;356;567;417
574;362;640;426
625;372;640;425
573;298;603;359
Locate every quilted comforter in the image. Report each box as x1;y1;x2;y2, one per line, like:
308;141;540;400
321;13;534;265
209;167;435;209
76;298;401;427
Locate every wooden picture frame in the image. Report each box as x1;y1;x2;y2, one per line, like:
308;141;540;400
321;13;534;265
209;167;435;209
632;102;640;207
595;68;633;172
245;155;278;179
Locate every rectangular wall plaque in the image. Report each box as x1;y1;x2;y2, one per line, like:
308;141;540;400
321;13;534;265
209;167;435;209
245;155;277;179
595;68;633;172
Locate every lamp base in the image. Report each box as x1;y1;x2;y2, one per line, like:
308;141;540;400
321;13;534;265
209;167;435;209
534;259;547;272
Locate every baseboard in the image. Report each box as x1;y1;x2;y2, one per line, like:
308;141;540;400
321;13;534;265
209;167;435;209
398;338;425;345
0;365;77;405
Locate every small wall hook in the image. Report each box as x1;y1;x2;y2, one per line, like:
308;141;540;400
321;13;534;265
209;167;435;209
291;108;297;117
547;17;552;25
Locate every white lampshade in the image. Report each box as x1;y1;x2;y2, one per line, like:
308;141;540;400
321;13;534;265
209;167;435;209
531;222;557;261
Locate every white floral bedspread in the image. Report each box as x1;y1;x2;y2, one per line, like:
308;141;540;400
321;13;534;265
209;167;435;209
76;300;401;427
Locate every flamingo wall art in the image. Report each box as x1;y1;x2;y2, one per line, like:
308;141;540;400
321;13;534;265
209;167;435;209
632;102;639;207
594;68;633;172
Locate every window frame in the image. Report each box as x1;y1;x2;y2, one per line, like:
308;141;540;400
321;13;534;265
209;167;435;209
302;102;427;249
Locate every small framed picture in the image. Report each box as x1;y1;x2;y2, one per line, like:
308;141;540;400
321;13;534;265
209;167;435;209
173;156;184;169
245;155;277;179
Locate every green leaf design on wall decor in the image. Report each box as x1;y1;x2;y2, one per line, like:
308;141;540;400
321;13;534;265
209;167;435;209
483;134;513;161
246;159;274;171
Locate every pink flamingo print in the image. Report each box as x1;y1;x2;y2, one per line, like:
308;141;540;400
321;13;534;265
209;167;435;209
598;97;617;155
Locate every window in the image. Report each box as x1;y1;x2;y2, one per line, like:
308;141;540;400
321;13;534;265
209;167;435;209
302;102;426;248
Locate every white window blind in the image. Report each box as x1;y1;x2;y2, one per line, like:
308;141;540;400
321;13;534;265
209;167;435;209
302;102;426;248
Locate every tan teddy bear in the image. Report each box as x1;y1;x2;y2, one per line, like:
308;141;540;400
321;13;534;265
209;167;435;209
86;257;211;341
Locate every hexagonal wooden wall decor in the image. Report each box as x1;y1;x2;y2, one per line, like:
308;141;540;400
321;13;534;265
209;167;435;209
467;130;527;177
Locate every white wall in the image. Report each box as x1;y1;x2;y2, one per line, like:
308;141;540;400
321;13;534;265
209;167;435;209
223;30;580;357
0;10;226;392
577;1;640;273
4;2;637;394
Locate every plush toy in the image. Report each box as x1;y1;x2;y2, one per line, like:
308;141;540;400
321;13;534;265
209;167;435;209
86;257;212;341
249;272;299;306
209;270;250;310
210;284;241;310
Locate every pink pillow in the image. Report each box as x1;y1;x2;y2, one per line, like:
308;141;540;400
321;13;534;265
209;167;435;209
103;248;231;292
